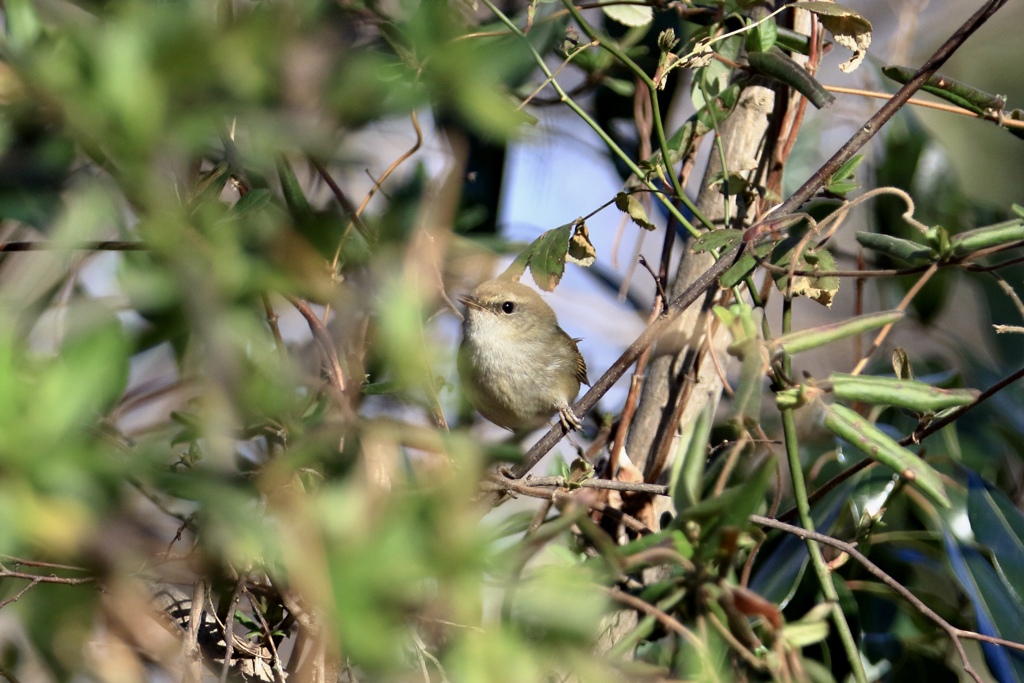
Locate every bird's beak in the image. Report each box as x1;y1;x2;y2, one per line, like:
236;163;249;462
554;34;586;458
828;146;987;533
459;294;483;310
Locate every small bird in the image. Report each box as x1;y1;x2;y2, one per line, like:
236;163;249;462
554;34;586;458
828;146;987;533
458;279;589;433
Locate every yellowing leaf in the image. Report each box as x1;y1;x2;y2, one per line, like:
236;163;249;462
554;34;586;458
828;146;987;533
614;192;656;230
793;1;872;73
566;222;596;267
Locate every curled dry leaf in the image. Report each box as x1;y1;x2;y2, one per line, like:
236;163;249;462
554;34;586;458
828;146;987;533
794;1;872;73
566;221;597;267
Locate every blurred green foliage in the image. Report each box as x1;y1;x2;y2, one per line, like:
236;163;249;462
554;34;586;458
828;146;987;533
0;0;1021;681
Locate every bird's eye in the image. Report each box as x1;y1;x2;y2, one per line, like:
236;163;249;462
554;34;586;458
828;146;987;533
501;301;515;314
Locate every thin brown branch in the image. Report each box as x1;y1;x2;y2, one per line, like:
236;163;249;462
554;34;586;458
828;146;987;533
0;241;147;252
261;293;287;360
0;555;90;572
755;238;1024;278
607;303;660;477
510;475;670;495
285;296;348;399
0;567;94;585
479;477;653;535
245;589;286;683
310;159;372;244
603;586;703;649
824;84;1024;129
850;262;938;375
0;579;41;611
705;609;768;671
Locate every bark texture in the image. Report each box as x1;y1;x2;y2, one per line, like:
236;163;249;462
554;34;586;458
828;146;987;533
627;83;777;484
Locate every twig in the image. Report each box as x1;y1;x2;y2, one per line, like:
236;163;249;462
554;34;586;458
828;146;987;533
517;41;597;110
0;241;147;252
0;555;89;572
511;475;670;495
0;567;94;586
607;303;660;477
285;296;347;399
603;587;704;649
480;477;653;535
705;609;767;671
261;293;287;360
310;159;372;244
219;574;248;683
0;579;41;611
183;580;206;683
245;589;287;683
824;84;1024;129
849;262;938;376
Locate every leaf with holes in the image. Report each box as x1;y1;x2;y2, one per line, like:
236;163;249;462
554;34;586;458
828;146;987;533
793;1;872;73
566;221;596;267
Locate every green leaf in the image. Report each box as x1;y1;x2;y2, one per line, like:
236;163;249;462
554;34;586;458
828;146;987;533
670;401;713;511
276;157;314;224
674;459;772;561
744;17;778;53
721;241;774;289
826;154;863;196
603;77;635;97
967;471;1024;605
707;171;750;196
230;188;274;218
728;342;768;428
821;402;950;508
692;228;743;254
502;223;575;291
601;3;653;28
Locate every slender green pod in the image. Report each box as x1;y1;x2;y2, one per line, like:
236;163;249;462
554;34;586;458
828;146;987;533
829;373;979;411
822;402;950;508
748;49;835;109
948;218;1024;258
771;310;904;356
855;232;936;265
882;65;1006;115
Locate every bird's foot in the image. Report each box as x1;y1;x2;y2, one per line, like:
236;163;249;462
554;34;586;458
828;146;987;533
557;403;582;431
